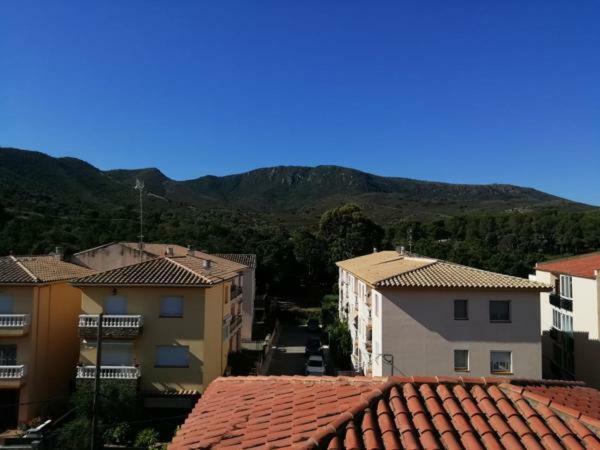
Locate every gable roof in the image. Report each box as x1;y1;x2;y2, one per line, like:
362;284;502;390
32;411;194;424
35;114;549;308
536;252;600;279
213;253;257;269
0;255;94;284
337;251;550;290
72;254;246;287
169;376;600;450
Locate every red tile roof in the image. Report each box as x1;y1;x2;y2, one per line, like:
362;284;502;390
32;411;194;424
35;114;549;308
537;252;600;279
169;376;600;450
0;255;94;284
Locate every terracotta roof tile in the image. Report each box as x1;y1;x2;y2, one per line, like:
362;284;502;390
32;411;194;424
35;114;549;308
337;251;550;290
170;376;600;450
537;252;600;279
0;255;94;284
214;253;257;269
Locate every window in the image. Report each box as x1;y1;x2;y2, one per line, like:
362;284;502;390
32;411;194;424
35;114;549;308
155;346;189;367
454;350;469;371
553;309;562;330
374;292;381;317
0;295;13;314
160;296;183;317
490;351;512;373
560;275;573;299
104;296;127;315
562;314;573;334
0;345;17;365
489;301;511;322
454;300;468;320
101;342;133;366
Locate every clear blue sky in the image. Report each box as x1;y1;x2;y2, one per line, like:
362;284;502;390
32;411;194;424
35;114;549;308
1;1;599;205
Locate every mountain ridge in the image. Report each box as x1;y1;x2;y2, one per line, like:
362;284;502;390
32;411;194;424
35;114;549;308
0;146;592;223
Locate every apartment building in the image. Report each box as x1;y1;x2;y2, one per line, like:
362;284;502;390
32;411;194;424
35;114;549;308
532;252;600;387
337;250;550;378
214;254;256;340
0;255;93;427
71;251;246;408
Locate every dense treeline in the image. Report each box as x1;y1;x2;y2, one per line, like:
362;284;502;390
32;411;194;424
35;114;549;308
1;199;599;300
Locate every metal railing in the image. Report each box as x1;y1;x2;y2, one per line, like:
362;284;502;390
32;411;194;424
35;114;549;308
0;365;27;379
549;294;573;312
79;314;143;328
0;314;31;328
76;365;140;380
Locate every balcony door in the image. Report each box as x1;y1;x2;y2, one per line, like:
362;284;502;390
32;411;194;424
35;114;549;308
0;295;13;314
101;342;133;366
0;345;17;365
104;295;127;315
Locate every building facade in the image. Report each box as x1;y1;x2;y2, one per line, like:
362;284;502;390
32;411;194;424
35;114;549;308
533;252;600;388
0;255;93;427
337;250;550;378
72;253;246;408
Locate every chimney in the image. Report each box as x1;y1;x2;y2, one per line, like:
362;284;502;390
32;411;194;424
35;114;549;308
53;246;63;260
373;247;378;253
187;245;195;257
203;259;212;269
396;245;405;255
166;246;174;257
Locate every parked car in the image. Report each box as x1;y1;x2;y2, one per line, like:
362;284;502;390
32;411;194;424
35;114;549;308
305;337;322;356
305;355;325;376
307;318;320;332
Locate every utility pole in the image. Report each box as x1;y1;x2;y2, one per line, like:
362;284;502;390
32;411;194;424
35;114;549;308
134;179;144;262
90;313;103;450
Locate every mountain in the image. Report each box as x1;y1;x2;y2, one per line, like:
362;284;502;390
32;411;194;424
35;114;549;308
0;147;591;224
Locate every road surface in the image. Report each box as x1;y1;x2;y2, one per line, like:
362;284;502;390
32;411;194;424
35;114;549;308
268;323;313;375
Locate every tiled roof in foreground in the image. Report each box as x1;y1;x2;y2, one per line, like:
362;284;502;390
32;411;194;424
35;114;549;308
536;252;600;279
337;251;551;290
0;255;94;284
169;376;600;450
72;254;246;286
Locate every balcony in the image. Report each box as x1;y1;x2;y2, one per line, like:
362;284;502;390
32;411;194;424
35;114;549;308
0;365;27;387
231;285;243;301
0;314;31;336
549;294;573;312
79;314;143;338
229;314;243;334
76;365;140;380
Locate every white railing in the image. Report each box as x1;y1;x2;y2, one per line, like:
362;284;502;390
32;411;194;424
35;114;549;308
79;315;143;328
0;365;27;379
0;314;31;328
76;365;140;380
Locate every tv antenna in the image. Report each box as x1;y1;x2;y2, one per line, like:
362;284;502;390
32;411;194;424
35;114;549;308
407;228;413;253
134;179;145;261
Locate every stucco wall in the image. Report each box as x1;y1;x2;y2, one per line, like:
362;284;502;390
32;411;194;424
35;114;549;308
240;267;255;340
72;243;153;271
79;284;229;394
378;288;541;378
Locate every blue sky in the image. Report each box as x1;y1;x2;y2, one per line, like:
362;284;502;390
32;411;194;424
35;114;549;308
1;1;599;205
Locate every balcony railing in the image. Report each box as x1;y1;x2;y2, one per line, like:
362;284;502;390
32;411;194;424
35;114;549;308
76;365;140;380
79;315;143;338
229;314;243;334
549;294;573;312
231;286;243;300
0;365;27;380
0;314;31;328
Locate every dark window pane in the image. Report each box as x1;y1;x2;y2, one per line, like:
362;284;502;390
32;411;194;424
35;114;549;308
454;300;468;320
490;301;511;322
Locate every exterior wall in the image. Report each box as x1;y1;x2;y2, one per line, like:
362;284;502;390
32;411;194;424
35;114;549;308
535;269;600;388
71;243;154;271
1;283;81;424
240;267;255;340
378;288;541;378
79;283;230;394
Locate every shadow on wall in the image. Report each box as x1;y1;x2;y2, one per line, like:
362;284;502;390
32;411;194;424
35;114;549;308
542;329;600;389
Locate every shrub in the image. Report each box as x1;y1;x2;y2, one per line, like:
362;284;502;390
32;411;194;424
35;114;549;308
134;427;160;448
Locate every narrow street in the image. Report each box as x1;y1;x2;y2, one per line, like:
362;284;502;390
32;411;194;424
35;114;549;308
267;322;312;375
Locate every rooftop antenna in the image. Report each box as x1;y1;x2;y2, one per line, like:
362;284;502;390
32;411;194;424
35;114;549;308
134;178;145;262
407;228;413;253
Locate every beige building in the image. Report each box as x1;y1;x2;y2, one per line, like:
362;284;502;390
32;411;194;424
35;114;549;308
71;252;246;408
337;250;550;378
0;255;93;427
532;252;600;387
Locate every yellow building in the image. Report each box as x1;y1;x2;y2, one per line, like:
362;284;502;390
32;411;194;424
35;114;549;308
0;255;94;428
71;251;246;408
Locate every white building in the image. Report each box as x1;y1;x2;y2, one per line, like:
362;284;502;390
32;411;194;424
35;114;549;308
532;252;600;387
337;250;550;378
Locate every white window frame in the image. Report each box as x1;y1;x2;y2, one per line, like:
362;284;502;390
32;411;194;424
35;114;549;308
490;351;512;374
454;349;469;371
560;275;573;299
160;296;183;318
553;309;562;330
155;345;189;368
